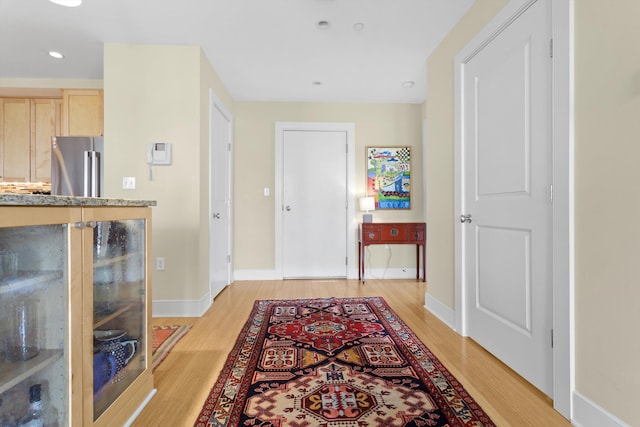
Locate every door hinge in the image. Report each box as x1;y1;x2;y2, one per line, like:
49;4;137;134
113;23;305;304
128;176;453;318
227;254;231;263
228;143;232;152
551;329;554;348
550;184;553;203
345;256;348;266
346;143;348;154
549;38;553;58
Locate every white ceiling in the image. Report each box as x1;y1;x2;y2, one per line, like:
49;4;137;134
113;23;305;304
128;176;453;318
0;0;474;104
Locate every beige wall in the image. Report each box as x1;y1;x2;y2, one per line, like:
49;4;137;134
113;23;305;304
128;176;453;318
104;44;232;303
426;0;640;424
574;0;640;424
233;102;424;272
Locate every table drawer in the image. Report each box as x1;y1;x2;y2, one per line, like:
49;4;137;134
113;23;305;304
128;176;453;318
407;224;425;241
380;224;409;241
361;223;426;244
361;224;381;242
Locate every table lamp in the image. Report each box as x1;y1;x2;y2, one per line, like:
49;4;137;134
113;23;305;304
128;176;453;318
359;196;375;223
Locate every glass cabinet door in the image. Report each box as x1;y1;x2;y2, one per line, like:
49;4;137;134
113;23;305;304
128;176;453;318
0;224;69;426
91;219;146;420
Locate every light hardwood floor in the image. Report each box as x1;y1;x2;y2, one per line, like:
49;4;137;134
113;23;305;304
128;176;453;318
133;279;571;426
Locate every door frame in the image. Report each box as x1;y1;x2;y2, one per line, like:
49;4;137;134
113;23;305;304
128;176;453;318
209;89;234;300
275;122;356;279
454;0;574;418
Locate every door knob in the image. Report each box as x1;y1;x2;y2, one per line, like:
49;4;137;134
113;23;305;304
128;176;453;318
285;206;291;211
460;214;472;223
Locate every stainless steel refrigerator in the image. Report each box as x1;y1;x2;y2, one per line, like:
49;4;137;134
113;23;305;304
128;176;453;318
51;136;104;197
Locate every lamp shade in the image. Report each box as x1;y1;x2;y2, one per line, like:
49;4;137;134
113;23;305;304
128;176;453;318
359;196;375;212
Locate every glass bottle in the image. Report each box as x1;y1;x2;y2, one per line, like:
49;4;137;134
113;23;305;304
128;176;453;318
18;385;43;427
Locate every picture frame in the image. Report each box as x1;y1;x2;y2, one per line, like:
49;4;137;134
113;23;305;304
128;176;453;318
366;146;411;209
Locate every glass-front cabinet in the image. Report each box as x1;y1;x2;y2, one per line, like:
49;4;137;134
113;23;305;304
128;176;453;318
0;207;82;426
83;207;152;427
91;218;147;421
0;204;153;427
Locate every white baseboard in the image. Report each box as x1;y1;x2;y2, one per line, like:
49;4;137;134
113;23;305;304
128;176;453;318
234;269;280;281
360;267;419;281
152;291;212;317
123;388;157;427
572;391;631;427
234;268;408;281
424;293;456;330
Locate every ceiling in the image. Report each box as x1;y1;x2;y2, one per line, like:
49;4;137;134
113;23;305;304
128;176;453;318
0;0;474;104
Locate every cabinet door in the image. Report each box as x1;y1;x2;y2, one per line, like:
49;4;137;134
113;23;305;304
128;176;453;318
0;207;83;426
82;207;152;426
31;99;62;182
62;90;103;136
0;99;30;182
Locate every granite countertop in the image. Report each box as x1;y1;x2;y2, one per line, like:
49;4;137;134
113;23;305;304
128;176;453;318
0;194;156;207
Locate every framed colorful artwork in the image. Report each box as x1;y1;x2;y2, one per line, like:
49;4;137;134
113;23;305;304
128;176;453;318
366;146;411;209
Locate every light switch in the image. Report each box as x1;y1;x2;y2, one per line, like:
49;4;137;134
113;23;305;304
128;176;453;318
264;187;270;196
123;177;136;189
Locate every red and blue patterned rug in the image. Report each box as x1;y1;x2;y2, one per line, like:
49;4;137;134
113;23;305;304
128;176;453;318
195;297;495;427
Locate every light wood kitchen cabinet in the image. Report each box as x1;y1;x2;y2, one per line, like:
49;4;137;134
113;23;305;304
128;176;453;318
62;89;104;136
0;199;154;426
31;99;62;182
0;98;61;182
0;98;30;182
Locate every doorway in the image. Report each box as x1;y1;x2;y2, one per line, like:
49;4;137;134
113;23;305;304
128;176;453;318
275;122;356;279
209;90;233;300
460;0;552;395
454;0;573;417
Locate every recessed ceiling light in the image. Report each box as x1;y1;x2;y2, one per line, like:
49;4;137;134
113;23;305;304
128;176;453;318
402;81;415;88
49;51;64;59
49;0;82;6
312;81;323;86
353;23;365;32
316;20;330;30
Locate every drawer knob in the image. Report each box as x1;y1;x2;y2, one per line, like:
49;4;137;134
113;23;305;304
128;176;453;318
390;228;399;237
368;232;375;239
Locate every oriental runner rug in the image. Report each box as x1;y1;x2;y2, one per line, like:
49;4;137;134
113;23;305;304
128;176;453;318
195;297;495;427
152;324;192;370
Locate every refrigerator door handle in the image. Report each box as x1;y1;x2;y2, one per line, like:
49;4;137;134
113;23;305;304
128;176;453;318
83;151;101;197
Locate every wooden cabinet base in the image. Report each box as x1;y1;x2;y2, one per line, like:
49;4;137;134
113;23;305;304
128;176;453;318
93;371;154;427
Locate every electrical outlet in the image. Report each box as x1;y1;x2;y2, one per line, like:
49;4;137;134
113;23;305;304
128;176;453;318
156;257;165;271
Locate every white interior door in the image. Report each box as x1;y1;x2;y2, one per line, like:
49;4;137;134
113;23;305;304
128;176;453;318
282;130;347;278
460;0;553;395
210;93;232;299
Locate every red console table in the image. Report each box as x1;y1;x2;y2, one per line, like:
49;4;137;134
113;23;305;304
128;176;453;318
358;222;426;283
